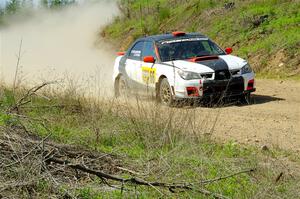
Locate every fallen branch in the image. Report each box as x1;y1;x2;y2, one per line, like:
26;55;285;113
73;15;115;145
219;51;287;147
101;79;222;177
4;133;52;168
8;82;55;113
0;181;37;193
116;166;143;176
200;168;256;184
46;157;229;199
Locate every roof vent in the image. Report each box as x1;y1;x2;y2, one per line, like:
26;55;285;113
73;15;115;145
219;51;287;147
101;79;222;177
189;56;219;62
172;31;186;37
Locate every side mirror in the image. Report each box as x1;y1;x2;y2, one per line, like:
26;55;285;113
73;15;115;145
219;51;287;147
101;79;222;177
117;51;125;56
225;48;233;54
143;56;155;63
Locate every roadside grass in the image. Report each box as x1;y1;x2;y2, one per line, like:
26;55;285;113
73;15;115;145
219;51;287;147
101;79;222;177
103;0;300;79
1;84;300;198
256;72;300;81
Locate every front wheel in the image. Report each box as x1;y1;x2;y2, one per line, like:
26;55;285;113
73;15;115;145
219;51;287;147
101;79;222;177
159;78;174;106
240;93;252;104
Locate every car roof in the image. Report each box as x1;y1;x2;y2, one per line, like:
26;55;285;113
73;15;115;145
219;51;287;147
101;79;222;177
137;32;208;43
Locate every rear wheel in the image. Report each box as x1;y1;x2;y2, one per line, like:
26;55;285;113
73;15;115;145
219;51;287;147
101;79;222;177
159;78;174;106
115;76;128;98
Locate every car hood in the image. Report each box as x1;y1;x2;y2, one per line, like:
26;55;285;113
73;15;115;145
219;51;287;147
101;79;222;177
164;55;247;73
219;55;247;70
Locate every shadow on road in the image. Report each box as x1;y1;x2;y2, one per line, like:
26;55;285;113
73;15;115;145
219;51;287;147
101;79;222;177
179;94;285;108
126;93;285;108
251;94;285;105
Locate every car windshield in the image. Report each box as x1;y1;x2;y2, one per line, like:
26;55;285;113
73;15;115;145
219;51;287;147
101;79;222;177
157;38;225;62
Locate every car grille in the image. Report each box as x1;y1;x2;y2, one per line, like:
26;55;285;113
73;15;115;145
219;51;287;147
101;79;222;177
201;73;213;79
214;70;231;80
230;69;240;76
203;77;244;97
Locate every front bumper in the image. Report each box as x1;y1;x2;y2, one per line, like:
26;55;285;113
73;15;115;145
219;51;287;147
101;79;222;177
202;76;244;98
174;75;255;99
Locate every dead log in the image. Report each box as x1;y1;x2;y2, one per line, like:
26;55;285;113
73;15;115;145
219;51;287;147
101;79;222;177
46;157;229;199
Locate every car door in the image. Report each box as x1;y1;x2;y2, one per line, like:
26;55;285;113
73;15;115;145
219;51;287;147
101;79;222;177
125;41;144;90
139;41;157;91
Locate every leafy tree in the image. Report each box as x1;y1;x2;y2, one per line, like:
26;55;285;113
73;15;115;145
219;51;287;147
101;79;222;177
0;7;4;26
0;7;4;16
41;0;76;9
41;0;49;8
5;0;21;14
23;0;34;7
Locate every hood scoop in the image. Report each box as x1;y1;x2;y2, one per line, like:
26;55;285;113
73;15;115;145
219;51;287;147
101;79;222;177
189;56;219;62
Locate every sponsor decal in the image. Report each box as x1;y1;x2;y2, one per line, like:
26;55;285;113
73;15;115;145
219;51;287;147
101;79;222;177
142;66;156;84
131;50;141;57
160;38;208;45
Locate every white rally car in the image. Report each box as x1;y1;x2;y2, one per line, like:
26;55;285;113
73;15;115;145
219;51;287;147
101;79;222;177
113;32;255;105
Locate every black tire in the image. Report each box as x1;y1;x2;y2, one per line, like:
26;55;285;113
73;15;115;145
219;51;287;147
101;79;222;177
115;76;128;98
240;93;251;105
158;78;174;106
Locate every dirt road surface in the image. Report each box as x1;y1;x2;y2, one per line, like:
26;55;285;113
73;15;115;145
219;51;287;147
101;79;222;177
192;79;300;152
120;78;300;152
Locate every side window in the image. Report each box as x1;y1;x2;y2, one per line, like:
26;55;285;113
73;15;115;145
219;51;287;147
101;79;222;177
142;42;157;59
203;40;223;54
209;40;224;54
128;41;144;60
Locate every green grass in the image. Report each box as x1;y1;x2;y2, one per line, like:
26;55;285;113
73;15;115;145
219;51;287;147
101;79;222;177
1;87;300;198
103;0;300;79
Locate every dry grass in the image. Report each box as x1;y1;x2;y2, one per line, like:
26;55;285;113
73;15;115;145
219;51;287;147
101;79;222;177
0;81;300;198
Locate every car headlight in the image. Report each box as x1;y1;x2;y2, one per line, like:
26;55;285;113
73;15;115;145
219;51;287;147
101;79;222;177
240;63;253;74
178;70;202;80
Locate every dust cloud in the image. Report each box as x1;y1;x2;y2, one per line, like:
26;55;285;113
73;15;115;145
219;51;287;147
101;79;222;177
0;0;119;96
